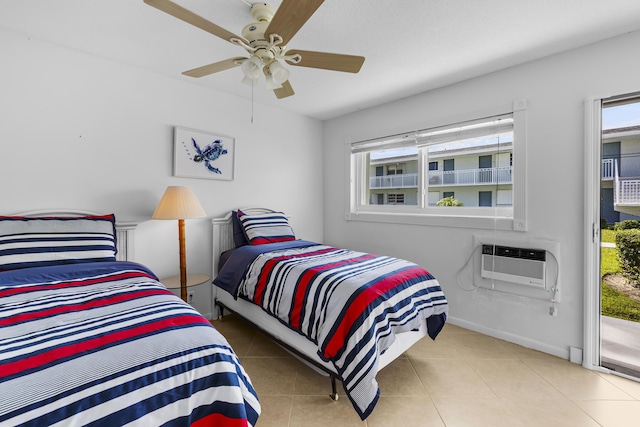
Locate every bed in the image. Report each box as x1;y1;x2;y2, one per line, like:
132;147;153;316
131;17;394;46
0;211;260;427
211;208;448;420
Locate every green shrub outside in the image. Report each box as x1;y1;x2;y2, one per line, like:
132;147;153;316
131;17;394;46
615;228;640;286
435;196;463;206
614;220;640;231
601;246;640;321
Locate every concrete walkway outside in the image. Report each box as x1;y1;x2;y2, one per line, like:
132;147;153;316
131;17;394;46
601;315;640;378
600;240;640;378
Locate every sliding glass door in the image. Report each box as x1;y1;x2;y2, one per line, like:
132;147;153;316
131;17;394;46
599;94;640;378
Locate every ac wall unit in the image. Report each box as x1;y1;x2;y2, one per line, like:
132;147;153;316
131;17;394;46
481;245;546;288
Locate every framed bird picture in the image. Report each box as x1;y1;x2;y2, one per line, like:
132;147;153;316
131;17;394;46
173;127;235;180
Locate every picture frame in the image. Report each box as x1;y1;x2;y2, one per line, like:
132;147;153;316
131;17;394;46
173;126;235;181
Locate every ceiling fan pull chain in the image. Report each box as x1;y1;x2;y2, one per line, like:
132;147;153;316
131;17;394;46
251;79;255;124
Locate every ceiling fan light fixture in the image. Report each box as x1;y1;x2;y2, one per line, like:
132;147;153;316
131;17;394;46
240;56;263;84
145;0;364;100
264;72;282;90
266;60;290;87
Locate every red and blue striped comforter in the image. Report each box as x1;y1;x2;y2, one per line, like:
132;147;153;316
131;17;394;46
0;261;260;427
236;244;448;420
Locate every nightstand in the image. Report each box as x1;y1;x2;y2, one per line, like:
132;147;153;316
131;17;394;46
160;274;212;319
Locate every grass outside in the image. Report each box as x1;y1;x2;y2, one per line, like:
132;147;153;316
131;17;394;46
601;243;640;322
602;228;615;244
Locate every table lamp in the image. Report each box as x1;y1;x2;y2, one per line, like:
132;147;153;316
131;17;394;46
152;186;206;301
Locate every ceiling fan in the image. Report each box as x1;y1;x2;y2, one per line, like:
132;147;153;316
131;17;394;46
143;0;365;99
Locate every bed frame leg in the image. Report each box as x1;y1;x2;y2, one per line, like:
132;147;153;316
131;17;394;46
214;301;225;320
329;376;339;401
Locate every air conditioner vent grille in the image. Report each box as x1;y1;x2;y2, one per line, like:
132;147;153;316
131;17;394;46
481;244;546;288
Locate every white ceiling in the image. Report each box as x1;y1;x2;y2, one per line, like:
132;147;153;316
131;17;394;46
3;0;640;120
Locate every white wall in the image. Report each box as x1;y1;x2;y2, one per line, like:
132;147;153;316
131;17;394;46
4;22;640;359
0;27;324;280
323;30;640;358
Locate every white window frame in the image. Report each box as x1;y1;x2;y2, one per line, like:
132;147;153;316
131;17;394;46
345;100;528;231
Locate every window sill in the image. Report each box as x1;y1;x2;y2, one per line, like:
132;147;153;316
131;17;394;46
345;210;526;231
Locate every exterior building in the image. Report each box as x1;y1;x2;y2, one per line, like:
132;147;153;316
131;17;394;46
369;153;420;205
368;141;513;207
601;125;640;224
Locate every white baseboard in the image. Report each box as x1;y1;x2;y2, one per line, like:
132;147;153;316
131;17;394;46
447;315;570;360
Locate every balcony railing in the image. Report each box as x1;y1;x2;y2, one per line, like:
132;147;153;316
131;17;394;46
370;167;515;189
370;173;418;189
615;178;640;205
612;159;640;205
602;158;614;180
428;166;512;186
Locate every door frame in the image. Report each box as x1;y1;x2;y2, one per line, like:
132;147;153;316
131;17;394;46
586;92;640;379
583;97;605;372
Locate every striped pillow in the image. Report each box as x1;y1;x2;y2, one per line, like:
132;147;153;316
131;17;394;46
0;214;117;271
238;210;295;245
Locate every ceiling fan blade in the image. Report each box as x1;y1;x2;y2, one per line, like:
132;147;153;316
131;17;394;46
144;0;242;43
286;50;365;73
265;0;324;45
273;80;295;99
182;57;246;78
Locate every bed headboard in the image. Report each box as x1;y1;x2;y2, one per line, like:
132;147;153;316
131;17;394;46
211;207;277;278
12;209;138;262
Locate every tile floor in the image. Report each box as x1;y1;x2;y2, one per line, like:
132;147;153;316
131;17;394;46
212;314;640;427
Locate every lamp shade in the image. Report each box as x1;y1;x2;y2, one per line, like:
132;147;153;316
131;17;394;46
268;60;290;85
152;186;206;220
241;56;263;85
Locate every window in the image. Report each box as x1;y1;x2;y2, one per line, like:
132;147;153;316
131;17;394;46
388;193;405;204
497;189;512;206
387;164;404;175
478;155;493;183
443;159;455;184
479;155;492;168
347;100;528;231
479;191;492;206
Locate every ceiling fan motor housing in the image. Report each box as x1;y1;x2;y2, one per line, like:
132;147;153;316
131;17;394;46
242;21;268;43
242;20;282;61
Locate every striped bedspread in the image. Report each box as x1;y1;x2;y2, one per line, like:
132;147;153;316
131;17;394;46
238;244;448;419
0;261;260;427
